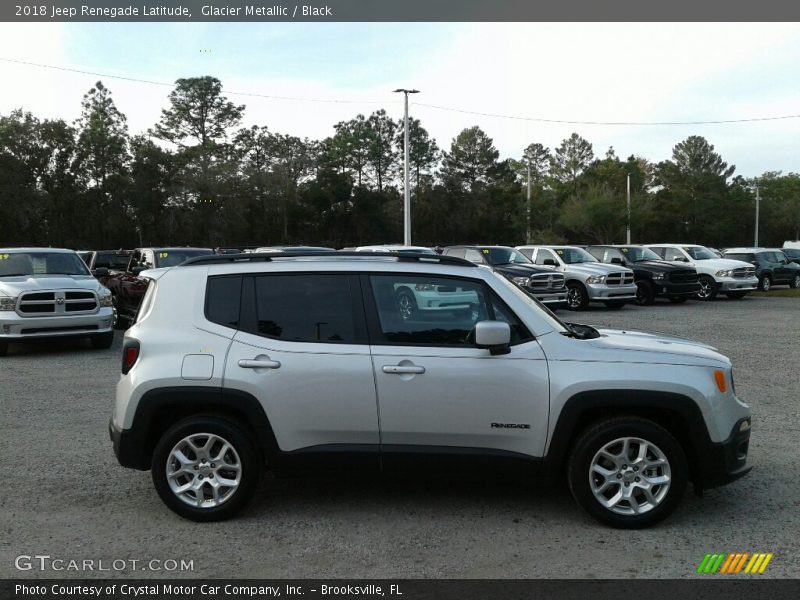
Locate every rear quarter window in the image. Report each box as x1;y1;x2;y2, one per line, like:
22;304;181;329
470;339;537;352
205;276;243;329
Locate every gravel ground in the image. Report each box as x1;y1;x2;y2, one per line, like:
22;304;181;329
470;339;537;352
1;295;798;579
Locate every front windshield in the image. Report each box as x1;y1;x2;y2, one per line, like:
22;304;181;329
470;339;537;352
683;246;718;261
554;247;598;264
483;248;532;265
620;247;663;262
154;249;213;268
0;251;90;277
95;253;131;269
493;273;569;334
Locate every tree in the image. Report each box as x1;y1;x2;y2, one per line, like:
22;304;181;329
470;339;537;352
440;126;500;190
366;109;398;192
328;114;372;187
395;117;439;186
550;133;594;190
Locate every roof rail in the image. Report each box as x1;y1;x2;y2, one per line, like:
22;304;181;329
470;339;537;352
180;251;477;267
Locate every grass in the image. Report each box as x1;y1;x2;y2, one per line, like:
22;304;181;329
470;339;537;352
751;288;800;298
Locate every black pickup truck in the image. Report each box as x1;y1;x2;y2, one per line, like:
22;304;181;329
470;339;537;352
442;245;568;309
101;247;213;327
587;245;701;305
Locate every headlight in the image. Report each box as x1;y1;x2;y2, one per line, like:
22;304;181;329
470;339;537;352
586;275;606;284
414;284;435;292
511;276;530;286
652;272;665;280
716;269;734;277
0;296;17;311
98;290;113;307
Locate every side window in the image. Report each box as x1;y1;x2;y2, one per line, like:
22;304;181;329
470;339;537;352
205;276;242;329
445;248;466;259
535;249;556;265
648;247;665;259
586;247;603;261
664;248;684;261
368;275;530;346
128;251;141;270
518;248;533;260
464;249;485;264
252;274;358;344
142;252;155;269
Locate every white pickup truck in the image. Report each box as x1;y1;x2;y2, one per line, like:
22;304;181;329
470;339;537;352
645;244;757;301
0;248;115;355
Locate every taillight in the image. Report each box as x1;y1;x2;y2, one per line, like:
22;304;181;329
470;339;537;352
121;338;140;374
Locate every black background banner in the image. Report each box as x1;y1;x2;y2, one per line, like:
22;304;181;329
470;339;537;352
4;0;800;22
4;580;800;600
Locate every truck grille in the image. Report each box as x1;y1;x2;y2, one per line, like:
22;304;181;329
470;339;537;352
17;290;98;316
528;273;566;290
667;270;698;284
606;272;635;285
733;267;756;279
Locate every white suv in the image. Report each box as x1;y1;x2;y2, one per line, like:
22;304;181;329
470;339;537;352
110;251;752;528
646;244;757;300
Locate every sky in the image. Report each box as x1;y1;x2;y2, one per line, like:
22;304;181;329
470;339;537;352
1;21;800;177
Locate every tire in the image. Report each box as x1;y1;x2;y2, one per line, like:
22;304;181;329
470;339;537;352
668;296;688;304
395;287;418;320
0;340;8;357
567;416;687;529
90;331;114;349
566;282;590;310
758;275;772;292
725;292;746;300
790;275;800;289
151;416;261;522
695;276;718;301
634;281;656;306
603;300;627;310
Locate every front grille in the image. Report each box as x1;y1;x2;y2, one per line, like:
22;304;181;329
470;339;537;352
605;272;635;285
20;325;99;335
733;267;756;279
668;270;698;284
17;290;98;316
527;273;565;290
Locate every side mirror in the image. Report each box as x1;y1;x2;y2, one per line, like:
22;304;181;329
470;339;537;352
475;321;511;356
91;267;109;278
610;257;623;265
543;259;558;266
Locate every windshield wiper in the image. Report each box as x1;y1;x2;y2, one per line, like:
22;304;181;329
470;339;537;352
0;273;30;277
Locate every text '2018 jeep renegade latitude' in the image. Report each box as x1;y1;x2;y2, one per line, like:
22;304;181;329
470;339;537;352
110;252;751;528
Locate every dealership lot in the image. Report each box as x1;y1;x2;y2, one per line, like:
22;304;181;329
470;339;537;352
1;297;798;579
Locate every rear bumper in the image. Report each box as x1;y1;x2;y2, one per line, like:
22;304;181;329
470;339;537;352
695;417;752;489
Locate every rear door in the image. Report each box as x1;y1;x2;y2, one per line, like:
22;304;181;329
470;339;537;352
363;272;550;469
224;272;380;466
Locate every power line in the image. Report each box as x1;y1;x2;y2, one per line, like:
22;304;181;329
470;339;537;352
3;56;800;126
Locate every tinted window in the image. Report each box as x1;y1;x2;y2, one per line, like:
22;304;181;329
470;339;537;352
154;249;213;268
206;276;242;329
369;275;529;346
480;247;531;265
94;252;131;269
726;253;754;262
254;274;357;343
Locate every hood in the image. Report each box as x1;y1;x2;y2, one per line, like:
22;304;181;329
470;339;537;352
492;263;549;277
629;260;691;274
564;262;631;276
691;258;752;271
0;274;105;296
590;328;729;367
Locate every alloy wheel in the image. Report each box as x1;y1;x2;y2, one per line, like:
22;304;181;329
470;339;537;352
697;280;712;299
567;287;582;308
166;433;242;508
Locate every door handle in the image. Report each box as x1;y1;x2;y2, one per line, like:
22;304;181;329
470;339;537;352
382;365;425;375
238;359;281;369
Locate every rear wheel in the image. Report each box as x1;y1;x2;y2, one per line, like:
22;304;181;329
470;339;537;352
634;281;655;306
90;331;114;349
566;282;590;310
151;416;260;521
567;417;687;528
695;276;718;301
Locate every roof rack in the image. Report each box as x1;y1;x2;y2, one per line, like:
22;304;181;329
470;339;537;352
180;251;477;268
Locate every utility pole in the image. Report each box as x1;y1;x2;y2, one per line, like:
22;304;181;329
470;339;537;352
626;173;631;244
526;158;532;244
393;88;419;246
754;184;760;247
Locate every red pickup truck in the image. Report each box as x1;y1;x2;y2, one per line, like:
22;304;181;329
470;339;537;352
102;247;213;327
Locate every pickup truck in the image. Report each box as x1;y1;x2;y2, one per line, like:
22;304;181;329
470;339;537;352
102;247;213;327
81;249;132;275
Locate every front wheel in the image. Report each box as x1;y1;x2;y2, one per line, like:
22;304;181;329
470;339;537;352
634;281;655;306
758;275;772;292
151;416;260;521
566;282;590;310
568;417;687;528
695;276;718;301
790;274;800;289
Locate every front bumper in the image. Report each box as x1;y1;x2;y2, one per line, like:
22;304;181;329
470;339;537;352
0;308;114;339
586;283;637;301
526;289;567;306
652;281;701;297
695;417;752;489
717;277;758;292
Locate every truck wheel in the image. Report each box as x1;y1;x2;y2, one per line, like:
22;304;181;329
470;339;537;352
0;340;8;357
603;300;627;310
758;275;771;292
566;282;589;310
695;276;718;301
90;331;114;349
151;416;260;522
568;417;687;529
634;281;655;306
790;275;800;289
